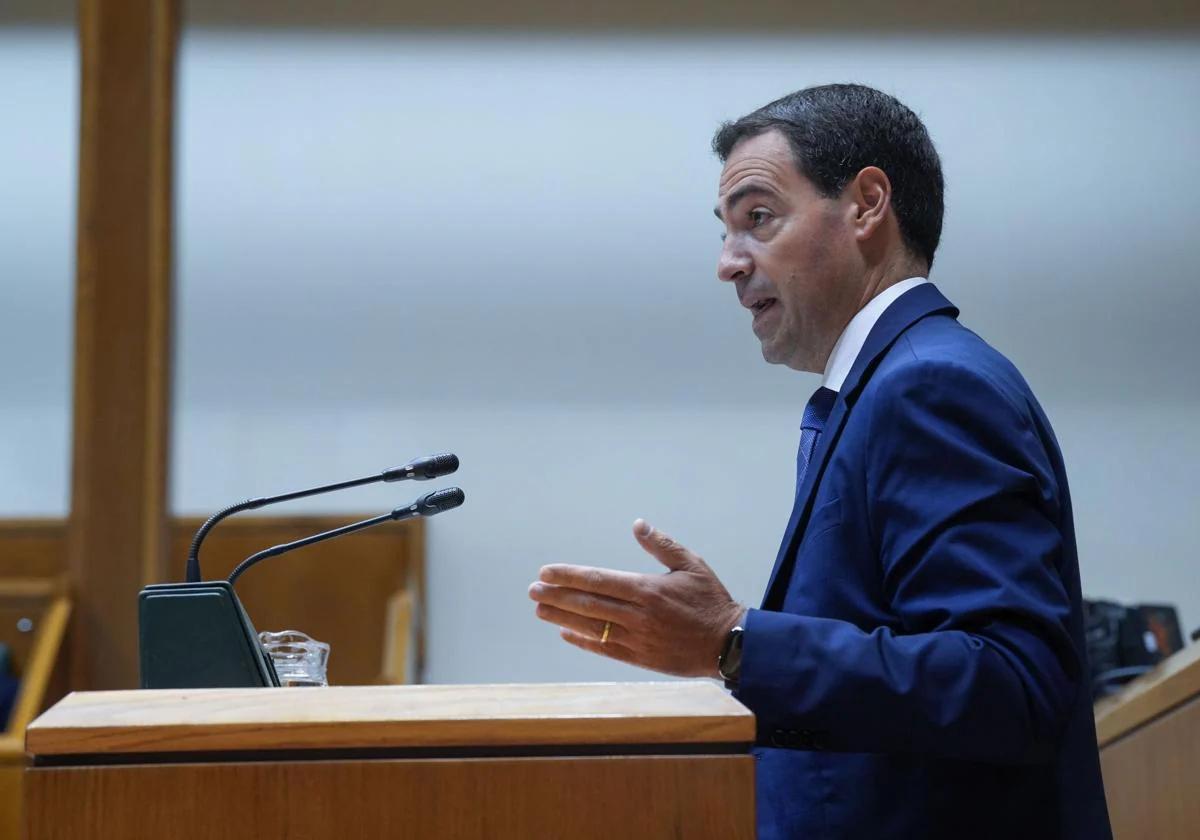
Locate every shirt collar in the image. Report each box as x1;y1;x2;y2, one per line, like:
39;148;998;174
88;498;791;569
821;277;930;392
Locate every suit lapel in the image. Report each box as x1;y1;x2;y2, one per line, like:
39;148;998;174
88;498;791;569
760;284;961;609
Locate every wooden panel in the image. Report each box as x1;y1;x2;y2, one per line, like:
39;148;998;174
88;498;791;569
1;736;27;840
26;754;754;840
27;682;754;755
0;521;67;579
1095;643;1200;747
169;516;425;686
0;758;20;840
69;0;179;691
380;589;414;684
1100;695;1200;840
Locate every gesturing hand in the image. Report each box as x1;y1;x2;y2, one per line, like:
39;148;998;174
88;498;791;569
528;519;744;678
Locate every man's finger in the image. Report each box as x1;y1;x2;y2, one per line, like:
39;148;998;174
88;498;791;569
534;603;621;643
538;564;644;601
528;581;636;623
560;628;641;667
632;518;696;572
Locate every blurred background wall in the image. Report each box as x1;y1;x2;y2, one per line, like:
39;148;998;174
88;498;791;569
2;2;1198;683
0;22;76;519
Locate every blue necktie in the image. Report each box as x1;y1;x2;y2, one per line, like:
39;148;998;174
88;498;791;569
796;386;838;496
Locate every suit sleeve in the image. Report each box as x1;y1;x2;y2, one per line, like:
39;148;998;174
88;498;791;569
735;358;1082;763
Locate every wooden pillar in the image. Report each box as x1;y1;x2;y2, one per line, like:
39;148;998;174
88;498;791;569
68;0;179;690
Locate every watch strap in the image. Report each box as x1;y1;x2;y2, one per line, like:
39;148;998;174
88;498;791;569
717;624;745;687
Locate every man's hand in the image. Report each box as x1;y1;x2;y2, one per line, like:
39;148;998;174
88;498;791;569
527;519;744;678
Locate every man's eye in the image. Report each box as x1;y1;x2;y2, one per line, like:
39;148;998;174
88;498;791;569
749;209;771;227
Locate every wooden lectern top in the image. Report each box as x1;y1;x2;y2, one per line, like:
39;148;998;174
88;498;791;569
1093;642;1200;747
1092;642;1200;840
26;681;754;757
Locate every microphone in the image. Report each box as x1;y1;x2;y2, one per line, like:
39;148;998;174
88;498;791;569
226;487;465;586
138;486;465;690
185;454;459;582
384;453;460;482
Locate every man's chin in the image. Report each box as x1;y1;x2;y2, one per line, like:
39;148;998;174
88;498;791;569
759;341;788;366
755;319;791;365
760;339;816;373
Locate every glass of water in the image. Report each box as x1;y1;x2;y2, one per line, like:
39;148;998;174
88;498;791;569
259;630;330;687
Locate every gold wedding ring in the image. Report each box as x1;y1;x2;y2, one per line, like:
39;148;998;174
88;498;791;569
601;621;612;644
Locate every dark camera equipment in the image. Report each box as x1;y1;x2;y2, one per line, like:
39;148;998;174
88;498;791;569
1083;599;1184;700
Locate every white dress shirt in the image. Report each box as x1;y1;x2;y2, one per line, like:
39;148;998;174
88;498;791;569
821;277;929;392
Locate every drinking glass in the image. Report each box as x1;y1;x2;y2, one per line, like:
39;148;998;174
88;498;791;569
258;630;330;687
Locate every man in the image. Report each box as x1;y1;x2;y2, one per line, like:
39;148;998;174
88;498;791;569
527;84;1112;839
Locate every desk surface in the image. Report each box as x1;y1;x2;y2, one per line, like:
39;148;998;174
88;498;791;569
1094;642;1200;747
26;681;754;757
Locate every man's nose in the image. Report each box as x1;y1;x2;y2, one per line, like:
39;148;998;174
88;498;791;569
717;238;753;284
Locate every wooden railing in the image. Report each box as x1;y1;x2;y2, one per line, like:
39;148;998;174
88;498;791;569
0;577;71;840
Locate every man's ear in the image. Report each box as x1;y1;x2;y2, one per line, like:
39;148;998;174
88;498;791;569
848;166;892;243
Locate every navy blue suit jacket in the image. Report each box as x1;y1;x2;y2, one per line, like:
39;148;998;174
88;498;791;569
735;285;1112;839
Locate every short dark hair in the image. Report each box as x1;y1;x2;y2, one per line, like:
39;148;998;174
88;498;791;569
713;84;944;268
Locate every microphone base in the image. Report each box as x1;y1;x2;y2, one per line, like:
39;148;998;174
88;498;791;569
138;581;279;689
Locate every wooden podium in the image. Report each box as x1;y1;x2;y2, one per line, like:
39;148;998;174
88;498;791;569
1094;643;1200;839
23;682;755;839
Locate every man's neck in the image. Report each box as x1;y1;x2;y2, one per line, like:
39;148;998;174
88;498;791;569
819;273;930;390
812;258;927;374
854;256;927;315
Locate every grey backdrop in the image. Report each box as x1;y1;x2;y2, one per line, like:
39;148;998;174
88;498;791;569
2;28;1197;682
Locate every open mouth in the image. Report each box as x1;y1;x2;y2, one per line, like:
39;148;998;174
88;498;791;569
751;299;777;315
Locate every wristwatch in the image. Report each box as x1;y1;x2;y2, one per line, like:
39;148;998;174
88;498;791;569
717;624;745;688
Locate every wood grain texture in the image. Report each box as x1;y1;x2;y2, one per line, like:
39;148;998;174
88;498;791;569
169;516;425;685
68;0;179;691
1094;643;1200;747
26;682;754;755
0;759;20;840
379;589;415;684
1100;694;1200;840
26;753;754;840
0;522;67;579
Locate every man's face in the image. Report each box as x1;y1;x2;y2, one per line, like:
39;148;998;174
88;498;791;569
715;130;858;373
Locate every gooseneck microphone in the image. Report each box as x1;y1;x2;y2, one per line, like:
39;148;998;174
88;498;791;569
185;453;459;582
227;487;465;586
140;459;466;690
